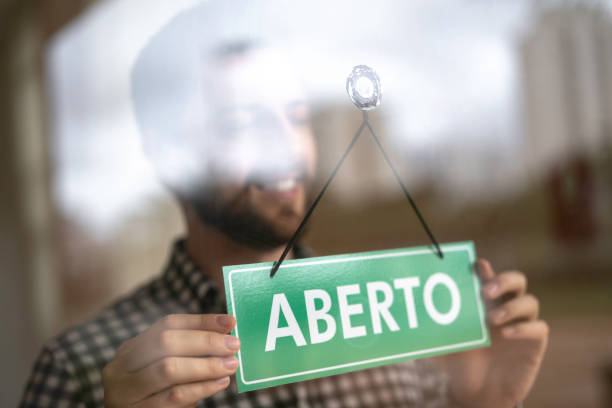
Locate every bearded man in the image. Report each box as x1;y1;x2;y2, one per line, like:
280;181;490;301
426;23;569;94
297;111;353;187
20;6;547;408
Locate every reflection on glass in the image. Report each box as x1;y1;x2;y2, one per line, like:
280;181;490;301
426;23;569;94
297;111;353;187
36;2;612;406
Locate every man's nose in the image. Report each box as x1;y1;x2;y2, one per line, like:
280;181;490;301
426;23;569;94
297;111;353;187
255;113;303;173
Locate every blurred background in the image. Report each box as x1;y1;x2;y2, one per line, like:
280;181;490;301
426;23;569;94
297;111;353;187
1;0;611;406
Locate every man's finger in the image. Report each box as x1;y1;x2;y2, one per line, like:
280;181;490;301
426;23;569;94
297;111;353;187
155;314;236;333
134;376;231;408
121;329;240;372
487;294;539;326
127;356;238;398
501;319;549;341
115;314;236;370
481;270;527;300
476;258;495;280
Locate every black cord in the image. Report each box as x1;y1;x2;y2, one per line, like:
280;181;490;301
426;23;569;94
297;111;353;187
269;119;367;277
270;111;443;278
362;113;443;259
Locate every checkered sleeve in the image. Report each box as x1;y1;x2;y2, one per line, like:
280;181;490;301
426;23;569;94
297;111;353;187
416;358;463;408
19;345;85;408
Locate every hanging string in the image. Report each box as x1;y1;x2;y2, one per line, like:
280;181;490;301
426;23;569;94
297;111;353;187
363;113;444;260
270;111;442;278
269;119;367;277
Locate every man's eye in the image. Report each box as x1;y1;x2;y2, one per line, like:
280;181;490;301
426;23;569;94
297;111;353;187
215;120;243;135
215;112;256;134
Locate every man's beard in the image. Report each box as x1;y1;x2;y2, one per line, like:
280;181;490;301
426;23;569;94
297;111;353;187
187;185;307;250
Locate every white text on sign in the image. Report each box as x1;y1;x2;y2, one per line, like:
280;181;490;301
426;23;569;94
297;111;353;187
265;273;461;352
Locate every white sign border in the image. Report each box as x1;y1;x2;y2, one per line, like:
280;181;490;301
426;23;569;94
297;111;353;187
227;242;488;386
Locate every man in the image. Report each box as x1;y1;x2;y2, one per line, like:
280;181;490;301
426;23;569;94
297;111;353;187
20;6;548;408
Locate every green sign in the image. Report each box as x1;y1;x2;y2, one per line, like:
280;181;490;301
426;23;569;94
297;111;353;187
223;241;489;392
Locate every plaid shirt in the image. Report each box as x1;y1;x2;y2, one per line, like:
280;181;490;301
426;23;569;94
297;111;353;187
20;239;458;407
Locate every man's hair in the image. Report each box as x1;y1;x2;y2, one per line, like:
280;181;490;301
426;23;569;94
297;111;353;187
131;7;204;161
130;4;261;190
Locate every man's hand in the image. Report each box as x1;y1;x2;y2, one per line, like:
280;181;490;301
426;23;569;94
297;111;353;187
102;314;240;407
442;259;549;408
